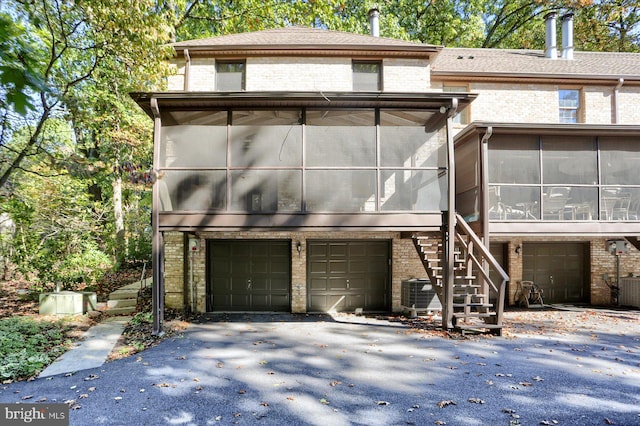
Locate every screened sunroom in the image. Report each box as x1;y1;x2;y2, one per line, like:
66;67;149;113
134;92;474;231
455;123;640;236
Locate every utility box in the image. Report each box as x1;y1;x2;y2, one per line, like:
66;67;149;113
39;291;97;315
619;277;640;308
401;279;442;312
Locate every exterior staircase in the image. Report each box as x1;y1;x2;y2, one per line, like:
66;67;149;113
105;278;152;316
411;213;508;335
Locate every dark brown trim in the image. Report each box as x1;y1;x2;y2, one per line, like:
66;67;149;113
490;221;640;236
455;122;640;146
157;212;442;231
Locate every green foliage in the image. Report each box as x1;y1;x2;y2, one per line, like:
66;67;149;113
49;243;113;290
130;311;153;325
0;13;47;114
0;316;69;380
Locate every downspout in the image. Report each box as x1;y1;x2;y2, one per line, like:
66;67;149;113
151;98;165;336
480;127;493;245
613;78;624;124
183;49;191;91
444;98;458;331
480;127;493;305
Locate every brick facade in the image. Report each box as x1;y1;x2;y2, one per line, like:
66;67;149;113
168;57;431;93
163;231;427;313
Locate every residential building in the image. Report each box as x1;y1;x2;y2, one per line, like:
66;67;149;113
431;12;640;307
133;11;640;334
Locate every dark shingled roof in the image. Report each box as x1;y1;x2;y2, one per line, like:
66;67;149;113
432;48;640;81
171;26;440;55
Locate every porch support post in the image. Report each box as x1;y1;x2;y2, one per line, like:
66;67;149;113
443;100;458;330
151;98;165;336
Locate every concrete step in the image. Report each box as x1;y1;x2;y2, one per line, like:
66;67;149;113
452;303;494;308
105;306;137;316
109;289;140;300
107;298;137;308
452;312;496;318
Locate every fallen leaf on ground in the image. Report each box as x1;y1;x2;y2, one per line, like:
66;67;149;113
21;395;33;400
437;400;456;408
435;421;446;425
376;400;390;406
468;398;485;404
320;398;330;405
604;419;614;425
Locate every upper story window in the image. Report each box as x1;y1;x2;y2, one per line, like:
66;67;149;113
353;61;381;91
443;84;470;125
559;89;581;123
216;61;245;91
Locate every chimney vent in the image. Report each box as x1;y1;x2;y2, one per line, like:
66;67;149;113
544;12;558;59
368;8;380;37
561;13;574;60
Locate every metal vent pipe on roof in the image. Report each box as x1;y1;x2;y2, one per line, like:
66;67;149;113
368;8;380;37
544;12;558;59
561;13;574;60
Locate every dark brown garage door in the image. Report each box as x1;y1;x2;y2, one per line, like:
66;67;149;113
307;240;390;312
523;242;588;304
207;240;290;312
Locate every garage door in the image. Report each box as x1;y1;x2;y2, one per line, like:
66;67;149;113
307;240;390;312
523;242;588;304
207;240;290;312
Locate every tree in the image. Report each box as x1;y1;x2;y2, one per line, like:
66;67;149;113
0;0;172;285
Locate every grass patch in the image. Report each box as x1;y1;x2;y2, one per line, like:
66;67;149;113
0;316;70;382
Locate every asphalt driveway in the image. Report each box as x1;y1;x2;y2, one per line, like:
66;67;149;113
1;308;639;426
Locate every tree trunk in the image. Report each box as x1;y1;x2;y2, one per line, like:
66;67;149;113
113;177;126;264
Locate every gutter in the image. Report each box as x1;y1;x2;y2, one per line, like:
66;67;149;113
183;49;191;91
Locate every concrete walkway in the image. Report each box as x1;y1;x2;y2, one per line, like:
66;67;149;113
39;316;131;378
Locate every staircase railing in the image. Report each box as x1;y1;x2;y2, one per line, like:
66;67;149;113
454;213;509;328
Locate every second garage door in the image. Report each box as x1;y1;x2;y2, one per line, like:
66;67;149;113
523;242;588;304
307;240;390;312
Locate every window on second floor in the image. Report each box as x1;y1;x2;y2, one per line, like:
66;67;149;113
216;61;245;91
559;89;581;123
353;61;381;91
443;84;470;125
